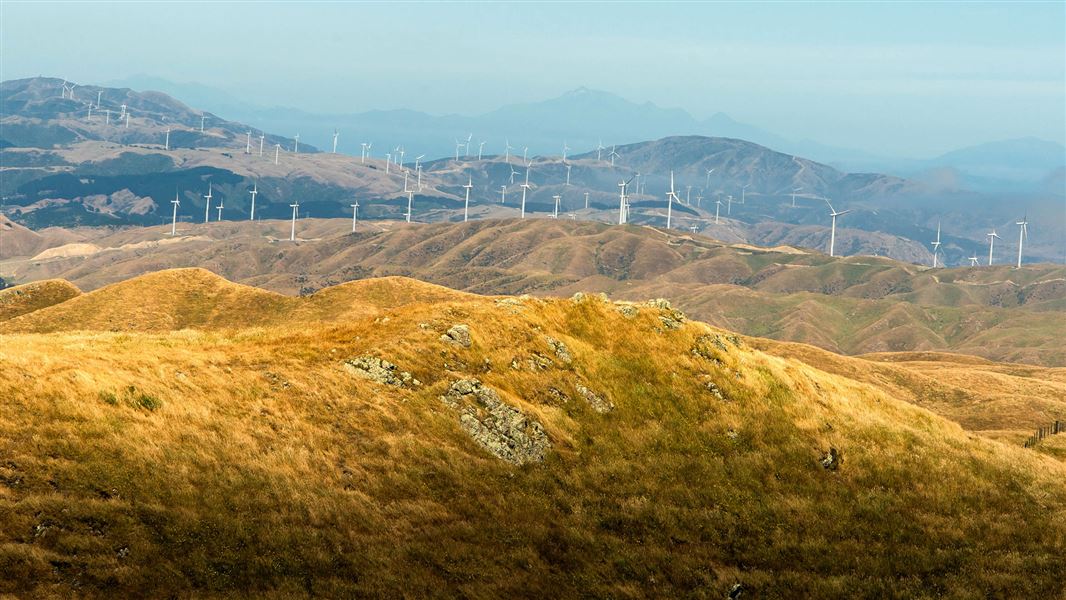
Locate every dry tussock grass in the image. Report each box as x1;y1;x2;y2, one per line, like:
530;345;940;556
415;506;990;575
1;272;1064;597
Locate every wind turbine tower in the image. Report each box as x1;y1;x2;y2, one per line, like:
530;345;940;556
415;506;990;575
164;127;170;150
259;134;265;156
274;144;281;165
987;229;1001;265
968;254;979;267
1016;216;1029;268
350;201;359;232
520;164;532;219
931;221;942;268
791;187;802;207
248;183;258;221
714;198;722;224
170;192;180;236
824;197;851;257
203;185;213;224
289;201;299;241
332;130;339;154
552;194;561;219
463;176;473;222
666;171;680;229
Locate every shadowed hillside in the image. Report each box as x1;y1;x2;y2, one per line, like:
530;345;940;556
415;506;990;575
1;271;1064;597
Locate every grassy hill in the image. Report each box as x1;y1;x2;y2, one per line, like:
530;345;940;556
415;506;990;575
0;278;81;322
0;271;1064;597
3;219;1062;366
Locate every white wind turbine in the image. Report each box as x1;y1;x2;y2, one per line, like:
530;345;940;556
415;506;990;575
87;103;93;121
608;146;619;166
705;168;715;189
170;192;180;236
385;153;391;175
203;184;213;224
200;113;206;133
164;127;170;150
1015;215;1029;268
509;165;518;185
505;139;514;162
665;171;680;229
500;185;507;204
617;175;635;225
464;133;472;156
714;197;722;224
350;200;359;232
248;183;258;221
824;197;851;258
584;191;590;209
216;197;225;222
105;109;111;125
562;141;570;162
696;190;703;208
332;130;339;154
246;131;252;154
522;146;528;161
968;254;979;267
124;111;130;128
289;201;299;241
404;172;415;223
463;175;473;222
259;134;265;156
597;140;605;161
478;141;485;161
930;221;942;268
987;229;1001;265
791;187;802;207
360;143;368;163
565;164;572;186
274;143;281;165
96;90;102;106
726;194;733;215
120;103;127;117
454;140;463;161
415;155;425;190
293;134;300;154
520;162;533;219
741;183;750;204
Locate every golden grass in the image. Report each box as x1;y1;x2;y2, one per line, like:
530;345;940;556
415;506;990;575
1;274;1064;597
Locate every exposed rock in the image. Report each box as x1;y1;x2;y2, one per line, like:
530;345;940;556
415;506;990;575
693;333;730;358
729;582;745;599
576;384;614;413
659;315;683;331
821;447;842;471
528;353;555;371
646;298;672;310
705;381;726;401
495;297;523;307
570;292;587;304
616;303;639;318
440;324;472;348
343;356;418;387
546;336;572;364
440;379;551;465
545;386;571;405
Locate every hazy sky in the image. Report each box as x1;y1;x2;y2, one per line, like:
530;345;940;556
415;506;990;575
3;1;1064;156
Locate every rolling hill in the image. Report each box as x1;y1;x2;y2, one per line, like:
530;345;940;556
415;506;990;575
1;269;1064;597
2;219;1062;366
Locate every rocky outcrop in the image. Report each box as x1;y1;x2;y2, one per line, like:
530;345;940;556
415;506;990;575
545;336;572;364
821;447;842;471
440;324;472;348
343;356;419;387
575;384;614;414
440;379;550;465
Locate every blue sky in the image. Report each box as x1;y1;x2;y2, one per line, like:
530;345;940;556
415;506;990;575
2;1;1064;156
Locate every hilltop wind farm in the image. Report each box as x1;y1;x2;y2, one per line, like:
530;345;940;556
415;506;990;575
1;2;1064;598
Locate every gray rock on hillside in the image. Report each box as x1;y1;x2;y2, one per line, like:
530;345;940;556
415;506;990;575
343;356;419;387
440;379;551;465
546;336;573;364
441;324;472;348
576;384;614;413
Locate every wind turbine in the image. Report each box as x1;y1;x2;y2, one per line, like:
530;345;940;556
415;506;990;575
565;164;572;186
124;111;130;128
696;191;703;208
96;90;102;106
463;175;473;222
617;175;635;225
87;103;93;121
415;155;425;190
500;185;507;204
505;139;514;162
477;141;485;161
293;134;300;154
332;130;339;154
584;191;590;209
714;198;722;224
170;192;180;236
404;173;415;223
246;131;252;154
597;140;605;161
385;153;391;175
987;229;1001;265
931;221;942;268
791;187;802;207
289;201;299;241
552;194;561;218
509;165;518;185
203;185;213;224
464;133;472;156
666;171;680;229
608;146;619;166
274;143;281;165
562;141;570;162
689;223;699;234
705;168;716;189
824;197;851;257
397;146;405;168
520;162;532;219
120;103;127;117
164;127;170;150
454;140;463;161
200;114;206;133
248;183;258;221
350;200;359;232
726;194;733;215
1016;215;1029;268
105;109;111;125
968;254;979;267
360;143;368;163
522;146;528;161
741;183;750;204
259;134;265;156
216;198;225;222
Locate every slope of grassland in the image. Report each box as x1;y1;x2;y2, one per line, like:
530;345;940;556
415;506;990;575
1;273;1064;598
0;279;80;322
